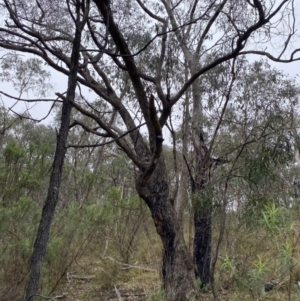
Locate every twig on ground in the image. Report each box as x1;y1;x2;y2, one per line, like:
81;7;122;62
103;255;156;272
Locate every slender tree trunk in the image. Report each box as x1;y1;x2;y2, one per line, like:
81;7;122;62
174;77;190;224
136;159;195;301
24;4;87;300
24;77;74;301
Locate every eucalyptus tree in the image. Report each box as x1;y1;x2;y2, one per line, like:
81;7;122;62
160;0;299;288
0;0;300;300
3;0;90;300
170;56;300;296
218;60;300;210
0;109;56;301
203;59;299;298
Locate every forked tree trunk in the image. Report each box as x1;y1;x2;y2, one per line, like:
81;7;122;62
136;159;195;301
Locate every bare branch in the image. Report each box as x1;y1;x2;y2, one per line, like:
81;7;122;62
135;0;165;23
239;49;300;62
82;9;219;58
69;120;110;137
68;122;147;149
0;91;61;103
253;0;265;21
59;94;146;168
206;58;237;162
196;0;228;56
140;95;163;181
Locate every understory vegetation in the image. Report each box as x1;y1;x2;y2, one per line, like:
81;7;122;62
1;104;300;301
1;1;300;300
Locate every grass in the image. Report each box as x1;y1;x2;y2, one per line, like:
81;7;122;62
42;251;300;301
2;204;300;300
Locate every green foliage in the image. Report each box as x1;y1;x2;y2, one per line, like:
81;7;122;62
106;186;122;202
221;254;236;279
0;113;154;299
279;240;294;268
247;256;269;299
0;54;52;97
3;140;25;162
260;202;291;234
0;56;300;301
146;287;166;301
0;196;40;293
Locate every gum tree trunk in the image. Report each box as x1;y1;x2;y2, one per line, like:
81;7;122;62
193;206;212;287
24;3;88;300
191;71;213;288
192;137;213;288
136;159;195;301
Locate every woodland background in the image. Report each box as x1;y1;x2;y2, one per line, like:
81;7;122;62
1;1;300;301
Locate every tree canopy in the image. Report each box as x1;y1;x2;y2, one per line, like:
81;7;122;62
1;1;300;300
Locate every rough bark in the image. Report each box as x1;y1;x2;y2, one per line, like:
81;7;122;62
193;207;212;287
89;2;196;298
136;159;195;301
24;3;87;300
24;75;74;301
191;75;213;288
0;1;296;300
192;146;212;287
193;143;213;288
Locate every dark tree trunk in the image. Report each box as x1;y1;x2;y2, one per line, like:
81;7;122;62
136;160;195;301
24;5;87;300
24;76;74;301
91;1;195;298
193;207;212;287
192;134;212;288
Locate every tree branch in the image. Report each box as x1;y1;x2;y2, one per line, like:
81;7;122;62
68;122;146;149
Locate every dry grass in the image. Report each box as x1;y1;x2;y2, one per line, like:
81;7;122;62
53;255;160;301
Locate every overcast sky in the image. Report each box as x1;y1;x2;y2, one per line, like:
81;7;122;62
1;57;300;125
1;0;300;126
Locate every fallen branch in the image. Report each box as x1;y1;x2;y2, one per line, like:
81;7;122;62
26;293;67;301
68;275;95;281
114;285;122;301
103;256;156;272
